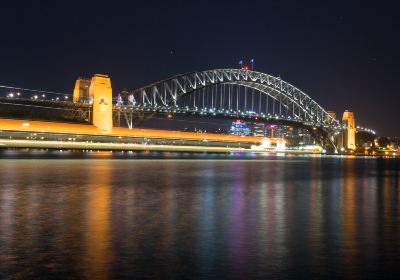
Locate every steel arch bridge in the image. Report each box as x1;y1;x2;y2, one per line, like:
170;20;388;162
121;69;338;129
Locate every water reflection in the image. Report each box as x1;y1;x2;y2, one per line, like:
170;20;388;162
341;159;359;276
85;162;112;280
0;156;399;279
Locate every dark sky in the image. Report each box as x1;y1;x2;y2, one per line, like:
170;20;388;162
0;0;399;136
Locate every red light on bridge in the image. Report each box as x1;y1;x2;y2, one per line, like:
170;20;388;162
243;66;250;70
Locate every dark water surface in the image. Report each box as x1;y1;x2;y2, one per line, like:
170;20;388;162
0;151;400;279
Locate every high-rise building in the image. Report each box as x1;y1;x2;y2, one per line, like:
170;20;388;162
341;110;356;150
229;120;251;136
252;123;266;137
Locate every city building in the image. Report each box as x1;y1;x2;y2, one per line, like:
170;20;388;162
229;120;251;136
251;123;266;137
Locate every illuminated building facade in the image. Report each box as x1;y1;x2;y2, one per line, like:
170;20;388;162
229;120;251;136
251;123;266;137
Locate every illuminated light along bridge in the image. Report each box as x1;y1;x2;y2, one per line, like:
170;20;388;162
0;69;364;152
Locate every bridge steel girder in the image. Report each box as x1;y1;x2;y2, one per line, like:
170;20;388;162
129;69;338;127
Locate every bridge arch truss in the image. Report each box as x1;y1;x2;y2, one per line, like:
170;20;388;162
127;69;338;127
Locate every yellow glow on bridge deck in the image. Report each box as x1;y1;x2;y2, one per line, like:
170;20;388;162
0;119;267;144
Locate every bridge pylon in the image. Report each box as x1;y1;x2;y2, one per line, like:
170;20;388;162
340;110;356;150
89;74;113;131
73;77;91;103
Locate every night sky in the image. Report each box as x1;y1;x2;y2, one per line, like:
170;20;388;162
0;0;399;136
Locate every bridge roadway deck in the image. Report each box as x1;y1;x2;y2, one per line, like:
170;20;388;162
0;119;268;151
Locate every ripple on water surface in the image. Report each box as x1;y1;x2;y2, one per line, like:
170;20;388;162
0;152;399;279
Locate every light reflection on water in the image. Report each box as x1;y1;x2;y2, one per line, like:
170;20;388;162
0;153;399;279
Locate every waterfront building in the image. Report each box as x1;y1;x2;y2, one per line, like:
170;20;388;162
229;120;251;136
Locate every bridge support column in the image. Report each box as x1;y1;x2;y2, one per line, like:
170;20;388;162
341;110;355;150
89;74;113;131
73;78;91;103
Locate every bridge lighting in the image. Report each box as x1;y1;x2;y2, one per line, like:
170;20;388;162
34;95;38;100
64;96;69;100
276;139;286;151
42;94;45;98
261;139;271;148
17;92;20;96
